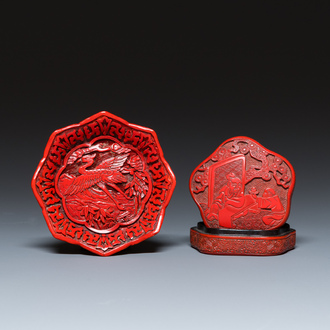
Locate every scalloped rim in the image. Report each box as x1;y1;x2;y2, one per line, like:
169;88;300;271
32;111;176;256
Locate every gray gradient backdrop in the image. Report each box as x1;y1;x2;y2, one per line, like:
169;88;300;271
1;4;329;330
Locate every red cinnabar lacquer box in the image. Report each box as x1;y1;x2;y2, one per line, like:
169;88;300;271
32;112;176;256
190;136;296;256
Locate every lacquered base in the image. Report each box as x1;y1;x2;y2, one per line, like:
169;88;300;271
190;222;296;256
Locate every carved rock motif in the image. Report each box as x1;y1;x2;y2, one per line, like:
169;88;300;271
32;112;176;256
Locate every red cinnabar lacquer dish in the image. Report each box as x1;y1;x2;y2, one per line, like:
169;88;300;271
32;112;176;256
190;136;296;256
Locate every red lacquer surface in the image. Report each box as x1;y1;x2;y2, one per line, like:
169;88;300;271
32;112;176;256
190;137;295;231
189;136;296;256
190;228;296;256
